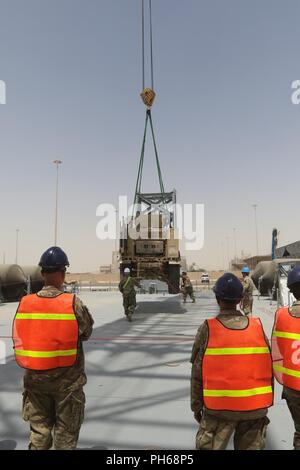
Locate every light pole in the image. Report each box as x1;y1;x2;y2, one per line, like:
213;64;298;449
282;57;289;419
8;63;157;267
53;160;62;246
252;204;259;256
226;235;230;270
233;228;237;262
115;209;119;253
15;229;19;264
221;242;225;271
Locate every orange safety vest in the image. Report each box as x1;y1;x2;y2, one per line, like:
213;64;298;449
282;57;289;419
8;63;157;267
13;293;79;371
272;307;300;391
202;317;273;411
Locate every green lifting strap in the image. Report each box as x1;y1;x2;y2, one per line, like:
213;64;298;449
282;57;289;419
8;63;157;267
123;276;131;289
133;109;166;211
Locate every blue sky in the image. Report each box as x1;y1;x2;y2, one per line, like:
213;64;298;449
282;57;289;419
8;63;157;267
1;0;300;271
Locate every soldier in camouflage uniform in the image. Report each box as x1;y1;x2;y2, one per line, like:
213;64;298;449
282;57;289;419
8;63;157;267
18;247;94;450
241;267;255;315
181;272;195;303
191;273;272;450
119;268;141;322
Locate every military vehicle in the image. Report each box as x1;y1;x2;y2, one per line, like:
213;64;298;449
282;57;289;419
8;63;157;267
21;265;44;294
252;260;277;296
119;191;181;294
0;264;27;302
251;228;280;296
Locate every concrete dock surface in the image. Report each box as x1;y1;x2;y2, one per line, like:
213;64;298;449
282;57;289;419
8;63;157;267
0;290;294;450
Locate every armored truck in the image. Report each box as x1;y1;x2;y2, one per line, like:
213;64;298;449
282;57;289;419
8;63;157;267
119;191;181;294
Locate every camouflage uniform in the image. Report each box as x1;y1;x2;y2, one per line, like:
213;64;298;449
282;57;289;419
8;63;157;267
119;276;140;321
281;301;300;449
22;286;94;450
241;275;255;315
191;309;270;450
182;276;195;303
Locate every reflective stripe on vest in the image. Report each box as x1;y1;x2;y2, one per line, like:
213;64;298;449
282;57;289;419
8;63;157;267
15;313;76;321
273;330;300;341
15;349;77;358
202;318;273;412
205;347;269;355
272;307;300;391
203;386;272;398
273;364;300;378
13;293;79;371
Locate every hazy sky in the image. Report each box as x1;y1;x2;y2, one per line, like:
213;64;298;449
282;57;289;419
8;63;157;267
1;0;300;272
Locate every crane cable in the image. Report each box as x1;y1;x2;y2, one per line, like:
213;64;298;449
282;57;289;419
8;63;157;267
142;0;145;90
140;0;155;107
133;0;166;213
149;0;154;91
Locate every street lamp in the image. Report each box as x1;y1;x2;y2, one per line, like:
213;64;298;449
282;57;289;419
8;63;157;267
115;209;119;253
226;235;230;270
221;241;225;271
53;160;62;246
233;228;237;262
15;229;19;264
252;204;259;256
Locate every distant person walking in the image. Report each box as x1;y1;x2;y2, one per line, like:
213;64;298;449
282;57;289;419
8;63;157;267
13;247;94;450
119;268;141;322
241;266;255;315
181;272;195;303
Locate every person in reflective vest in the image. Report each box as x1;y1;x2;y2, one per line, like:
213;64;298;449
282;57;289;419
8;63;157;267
12;247;94;450
272;265;300;449
119;268;141;321
191;273;273;450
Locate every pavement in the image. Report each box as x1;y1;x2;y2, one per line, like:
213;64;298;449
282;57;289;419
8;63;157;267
0;290;295;450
